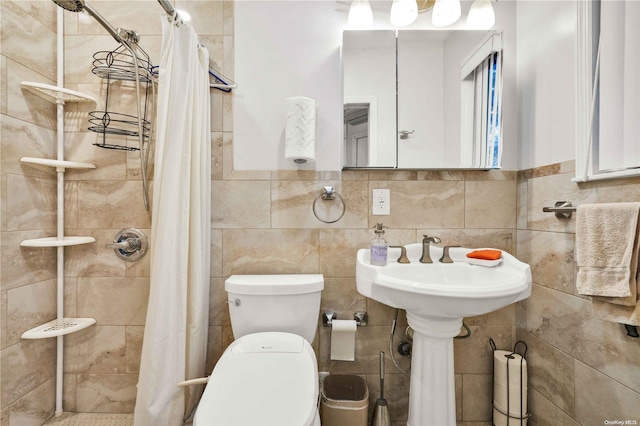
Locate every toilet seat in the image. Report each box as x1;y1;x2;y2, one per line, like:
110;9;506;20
194;332;319;426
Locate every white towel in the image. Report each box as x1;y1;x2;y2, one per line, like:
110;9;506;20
575;202;640;307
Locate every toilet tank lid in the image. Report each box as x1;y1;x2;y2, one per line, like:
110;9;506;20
225;274;324;295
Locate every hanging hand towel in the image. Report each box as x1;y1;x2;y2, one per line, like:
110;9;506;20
575;202;640;306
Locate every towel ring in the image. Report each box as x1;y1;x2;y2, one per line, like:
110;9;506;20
312;186;346;224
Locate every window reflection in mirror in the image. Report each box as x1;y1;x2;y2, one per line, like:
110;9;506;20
342;29;503;170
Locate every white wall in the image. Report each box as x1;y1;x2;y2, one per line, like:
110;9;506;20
517;1;577;169
234;0;518;171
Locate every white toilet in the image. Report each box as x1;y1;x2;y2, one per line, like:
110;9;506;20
194;274;324;426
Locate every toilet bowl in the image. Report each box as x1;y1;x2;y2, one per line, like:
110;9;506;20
193;275;324;426
194;332;320;426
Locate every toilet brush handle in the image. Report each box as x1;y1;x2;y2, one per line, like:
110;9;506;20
379;351;385;400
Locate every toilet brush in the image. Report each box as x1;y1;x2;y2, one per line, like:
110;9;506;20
371;351;391;426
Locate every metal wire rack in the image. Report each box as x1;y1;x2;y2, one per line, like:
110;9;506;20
88;39;156;210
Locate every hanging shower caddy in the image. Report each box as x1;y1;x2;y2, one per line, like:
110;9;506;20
88;30;156;210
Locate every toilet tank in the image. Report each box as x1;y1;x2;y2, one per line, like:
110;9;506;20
225;274;324;343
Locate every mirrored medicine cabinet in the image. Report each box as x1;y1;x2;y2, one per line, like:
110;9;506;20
343;29;504;170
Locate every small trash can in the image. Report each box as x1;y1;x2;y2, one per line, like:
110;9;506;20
321;374;369;426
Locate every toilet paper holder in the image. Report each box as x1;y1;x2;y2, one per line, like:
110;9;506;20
323;311;368;327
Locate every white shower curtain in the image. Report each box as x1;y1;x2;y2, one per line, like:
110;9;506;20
134;16;211;426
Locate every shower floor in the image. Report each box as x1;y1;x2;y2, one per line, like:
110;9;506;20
44;413;133;425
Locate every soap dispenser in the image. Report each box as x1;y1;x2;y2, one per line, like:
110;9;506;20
370;223;388;266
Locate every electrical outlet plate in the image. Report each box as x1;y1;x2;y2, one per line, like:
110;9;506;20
372;188;390;215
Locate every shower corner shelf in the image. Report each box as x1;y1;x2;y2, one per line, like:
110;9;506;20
21;318;97;339
20;81;96;104
20;236;96;247
20;157;96;171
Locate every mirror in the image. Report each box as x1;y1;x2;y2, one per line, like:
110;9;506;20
343;29;504;169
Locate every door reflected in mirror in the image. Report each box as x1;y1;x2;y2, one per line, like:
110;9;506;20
342;29;503;170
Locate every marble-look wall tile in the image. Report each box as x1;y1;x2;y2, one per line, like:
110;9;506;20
418;228;514;253
212;180;271;228
454;325;512;375
574;360;640;425
64;326;126;374
522;334;575;417
6;278;56;346
64;229;126;277
320;278;367;322
1;231;56;291
579;176;640;205
1;338;56;407
75;374;137;413
4;174;56;231
367;181;465;229
0;1;56;82
465;181;516;229
211;132;224;181
319;229;414;279
6;379;55;426
527;173;578;233
222;229;320;275
516;230;574;294
77;181;151;229
271;180;368;229
210;229;223;278
64;131;128;181
63;374;77;412
526;284;640;394
317;325;391;374
1;55;7;116
528;388;579;426
77;277;149;326
461;374;492;421
366;373;410;423
206;326;223;375
517;179;528;230
209;278;230;327
125;326;144;374
0;111;55;179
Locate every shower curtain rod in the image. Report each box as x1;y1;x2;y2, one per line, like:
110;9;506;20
156;0;237;92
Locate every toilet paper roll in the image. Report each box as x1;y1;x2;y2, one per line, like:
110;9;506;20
330;319;357;361
285;96;317;163
493;350;528;418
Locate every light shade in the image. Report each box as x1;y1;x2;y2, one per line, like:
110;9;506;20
466;0;495;29
432;0;461;27
348;0;374;29
390;0;418;27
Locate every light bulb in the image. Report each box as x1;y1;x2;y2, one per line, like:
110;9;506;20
432;0;461;27
466;0;495;29
348;0;374;29
390;0;418;27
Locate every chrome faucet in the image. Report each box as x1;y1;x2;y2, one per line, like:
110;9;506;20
419;235;441;263
439;245;461;263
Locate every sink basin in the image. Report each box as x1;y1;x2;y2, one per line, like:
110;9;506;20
356;243;532;319
355;243;532;426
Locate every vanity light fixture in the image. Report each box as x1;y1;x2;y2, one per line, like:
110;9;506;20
432;0;461;27
466;0;495;29
390;0;419;27
348;0;374;29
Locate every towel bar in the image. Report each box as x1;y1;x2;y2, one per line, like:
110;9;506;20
542;201;576;219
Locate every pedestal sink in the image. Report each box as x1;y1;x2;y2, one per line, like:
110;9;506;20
356;243;531;426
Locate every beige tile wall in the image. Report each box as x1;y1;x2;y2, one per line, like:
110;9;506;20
516;161;640;425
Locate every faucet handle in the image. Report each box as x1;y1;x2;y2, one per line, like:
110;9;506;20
439;245;461;263
389;245;410;264
422;234;442;244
